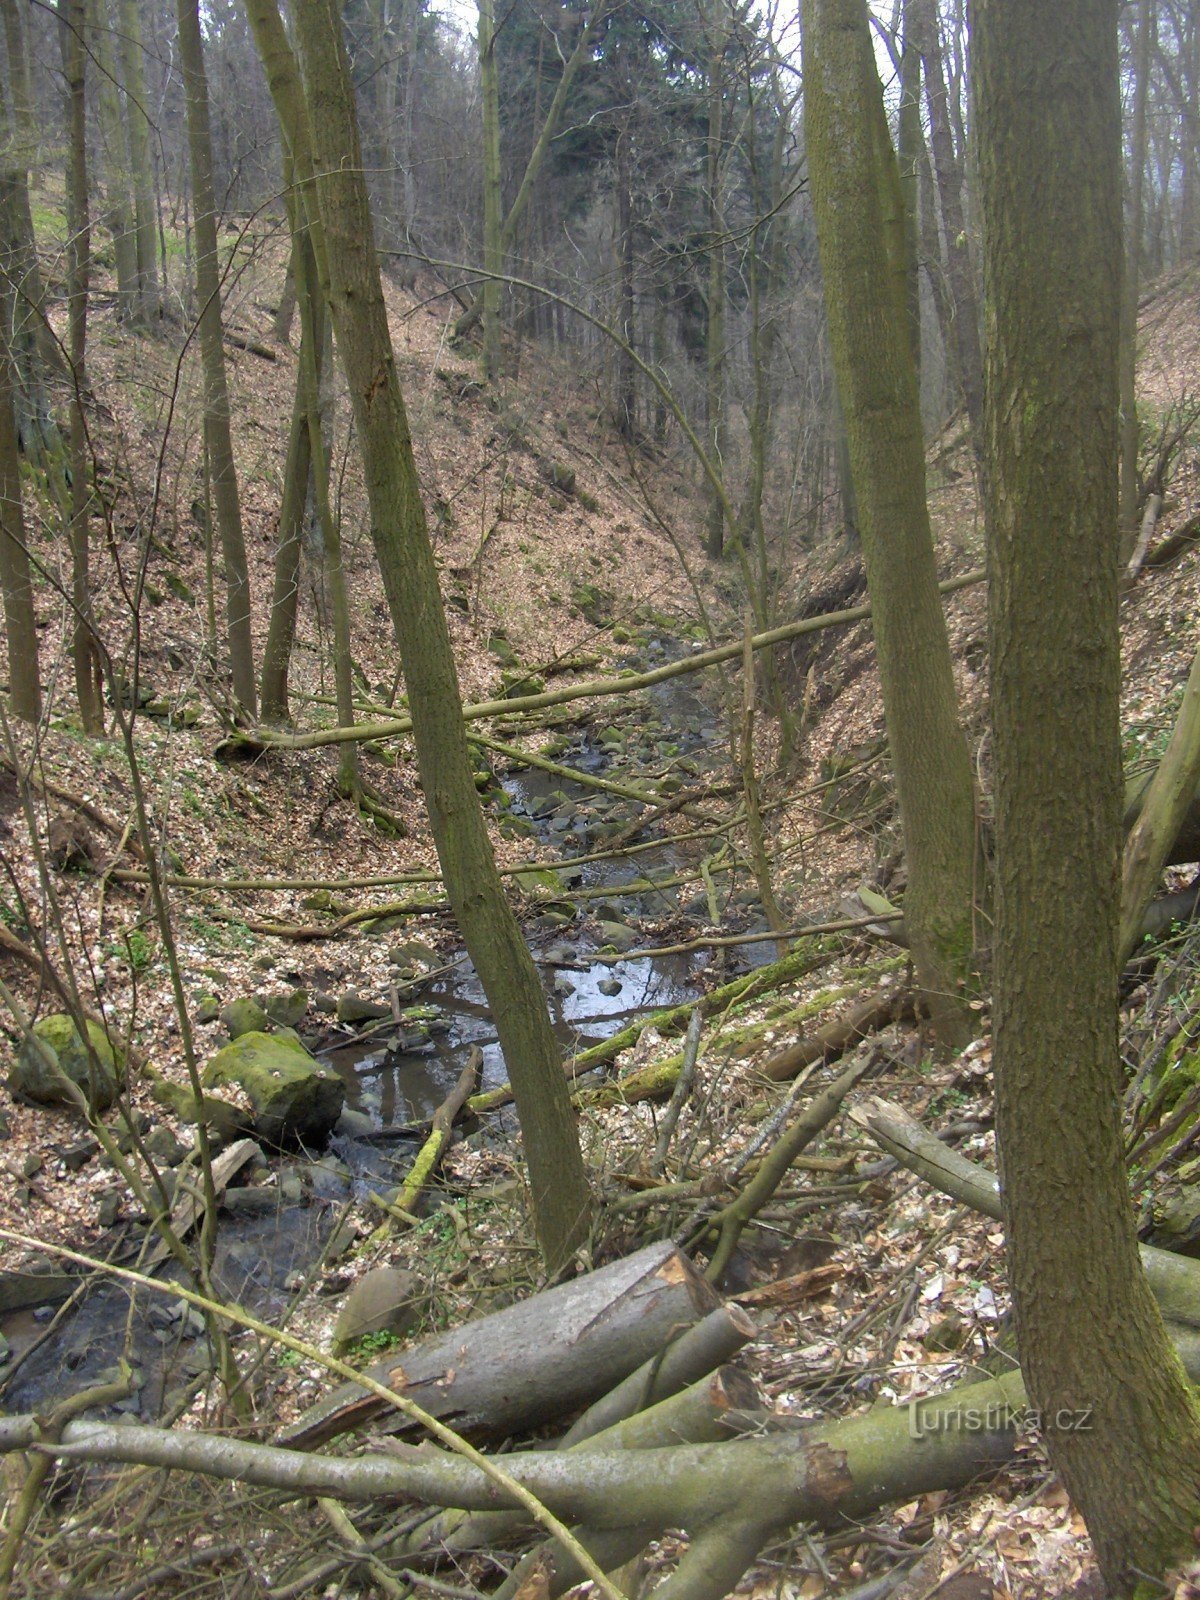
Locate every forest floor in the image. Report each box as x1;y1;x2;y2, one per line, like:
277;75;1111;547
3;205;1200;1600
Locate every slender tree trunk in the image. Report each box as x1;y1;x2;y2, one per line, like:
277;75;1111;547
176;0;257;717
909;0;982;469
259;272;311;719
1119;0;1153;565
63;0;104;732
896;0;922;372
803;0;977;1045
977;1;1200;1589
452;4;602;345
703;3;727;561
0;324;39;722
614;131;636;441
291;0;593;1271
117;0;160;321
477;0;503;382
90;0;139;321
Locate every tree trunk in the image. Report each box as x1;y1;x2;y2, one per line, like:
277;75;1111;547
176;0;257;717
90;0;139;321
909;0;982;468
802;0;978;1046
1119;0;1153;565
63;0;104;733
703;3;727;561
290;0;592;1272
976;0;1200;1588
0;325;39;722
477;0;503;382
117;0;160;322
895;0;922;372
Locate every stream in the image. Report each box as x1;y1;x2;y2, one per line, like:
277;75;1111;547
1;638;773;1417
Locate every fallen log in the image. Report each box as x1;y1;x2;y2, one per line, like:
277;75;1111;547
758;989;916;1082
422;1361;761;1565
11;1364;1031;1600
277;1240;722;1450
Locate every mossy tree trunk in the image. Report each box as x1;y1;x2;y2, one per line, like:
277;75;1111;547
802;0;977;1046
0;323;38;722
977;0;1200;1589
290;0;592;1272
176;0;257;717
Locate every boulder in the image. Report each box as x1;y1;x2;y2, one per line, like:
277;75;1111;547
219;997;269;1040
597;920;639;954
264;988;309;1030
205;1032;344;1147
149;1076;253;1145
11;1015;125;1112
332;1267;421;1355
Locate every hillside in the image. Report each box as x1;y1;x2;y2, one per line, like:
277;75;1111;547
3;215;1200;1599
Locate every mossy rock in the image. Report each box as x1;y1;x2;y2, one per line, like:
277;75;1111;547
205;1031;344;1147
570;583;613;626
264;988;309;1030
11;1015;125;1112
220;997;269;1040
499;667;546;698
149;1074;254;1144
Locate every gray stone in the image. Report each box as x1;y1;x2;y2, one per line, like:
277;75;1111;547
219;997;269;1040
264;988;309;1030
598;977;623;997
334;1106;376;1140
336;993;392;1025
313;991;338;1014
98;1191;121;1228
553;973;576;997
60;1138;98;1171
194;995;221;1025
205;1031;344;1147
279;1171;304;1204
332;1267;421;1354
11;1015;126;1113
597;920;639;953
221;1186;281;1215
143;1126;187;1168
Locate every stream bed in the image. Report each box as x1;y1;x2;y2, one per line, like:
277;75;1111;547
1;638;774;1416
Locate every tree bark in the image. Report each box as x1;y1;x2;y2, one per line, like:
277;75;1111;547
278;1241;720;1449
1119;0;1153;565
0;323;38;721
62;0;104;733
176;0;257;716
290;0;592;1272
477;0;503;382
977;0;1200;1587
909;0;982;468
116;0;160;322
802;0;978;1045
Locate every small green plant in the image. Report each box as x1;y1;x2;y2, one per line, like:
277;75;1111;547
353;1329;403;1358
125;929;153;971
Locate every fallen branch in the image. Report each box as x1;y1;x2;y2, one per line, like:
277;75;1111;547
385;1048;480;1222
848;1095;1200;1333
468;940;839;1115
758;990;916;1082
701;1051;880;1282
229;570;986;756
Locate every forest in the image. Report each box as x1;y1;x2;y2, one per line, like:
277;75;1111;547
2;0;1200;1595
